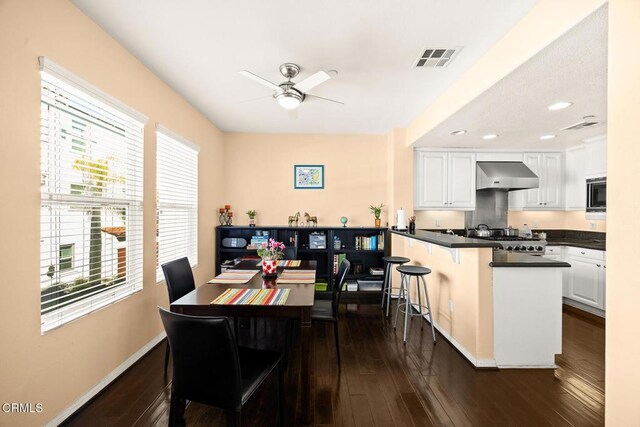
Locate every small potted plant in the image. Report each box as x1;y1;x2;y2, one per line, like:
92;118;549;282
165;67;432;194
257;238;285;277
369;203;384;227
246;209;257;227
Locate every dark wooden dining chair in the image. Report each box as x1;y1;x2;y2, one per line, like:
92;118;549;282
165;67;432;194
311;259;350;370
158;307;284;427
283;246;297;260
161;257;195;375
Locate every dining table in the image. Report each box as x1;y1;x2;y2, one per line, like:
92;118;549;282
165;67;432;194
170;259;317;422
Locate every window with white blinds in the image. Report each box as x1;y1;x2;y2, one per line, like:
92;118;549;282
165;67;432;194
156;125;199;282
39;57;146;333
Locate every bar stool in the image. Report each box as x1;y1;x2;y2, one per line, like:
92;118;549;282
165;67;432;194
394;265;436;344
381;256;410;318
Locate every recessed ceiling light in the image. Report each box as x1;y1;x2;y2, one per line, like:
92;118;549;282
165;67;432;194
450;130;466;136
548;101;573;111
482;134;498;140
539;134;556;140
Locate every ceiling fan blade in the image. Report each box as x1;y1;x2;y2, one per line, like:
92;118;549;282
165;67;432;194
238;70;281;91
238;95;273;104
305;94;344;105
293;71;331;93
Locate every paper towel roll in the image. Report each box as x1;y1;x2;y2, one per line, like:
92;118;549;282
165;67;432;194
397;208;407;230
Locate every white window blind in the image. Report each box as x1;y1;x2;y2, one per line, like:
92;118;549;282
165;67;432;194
39;57;146;333
156;125;199;282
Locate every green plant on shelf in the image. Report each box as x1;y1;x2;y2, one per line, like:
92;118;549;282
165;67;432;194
369;203;384;219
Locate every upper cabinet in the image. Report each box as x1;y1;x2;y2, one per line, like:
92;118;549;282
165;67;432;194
414;151;476;210
510;152;564;210
585;136;607;177
565;146;587;210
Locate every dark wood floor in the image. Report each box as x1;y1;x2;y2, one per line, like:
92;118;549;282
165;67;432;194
63;304;605;426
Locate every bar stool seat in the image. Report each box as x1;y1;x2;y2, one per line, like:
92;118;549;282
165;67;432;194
381;256;411;318
396;265;431;276
394;265;436;344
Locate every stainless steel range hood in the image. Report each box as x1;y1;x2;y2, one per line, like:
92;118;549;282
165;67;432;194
476;161;539;191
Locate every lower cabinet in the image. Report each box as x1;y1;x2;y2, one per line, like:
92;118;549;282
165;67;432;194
545;245;606;314
567;255;605;310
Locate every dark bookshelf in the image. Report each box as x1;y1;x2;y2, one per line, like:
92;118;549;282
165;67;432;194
215;225;389;301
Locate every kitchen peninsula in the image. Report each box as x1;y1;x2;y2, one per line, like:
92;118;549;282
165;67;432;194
390;229;570;368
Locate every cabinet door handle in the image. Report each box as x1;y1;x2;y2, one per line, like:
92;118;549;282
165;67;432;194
543;202;547;205
597;264;601;267
539;202;542;205
581;251;586;255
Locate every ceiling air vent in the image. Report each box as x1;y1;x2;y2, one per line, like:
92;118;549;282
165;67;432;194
561;115;600;131
415;47;461;68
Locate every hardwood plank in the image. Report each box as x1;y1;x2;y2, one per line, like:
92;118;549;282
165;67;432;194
64;304;605;427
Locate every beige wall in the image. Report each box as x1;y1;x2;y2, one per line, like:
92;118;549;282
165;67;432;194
386;128;414;226
223;133;387;227
413;210;607;232
508;211;607;232
606;0;640;424
391;234;494;361
0;0;224;424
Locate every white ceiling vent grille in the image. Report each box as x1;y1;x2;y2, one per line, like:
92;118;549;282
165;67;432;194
415;47;461;68
561;115;600;131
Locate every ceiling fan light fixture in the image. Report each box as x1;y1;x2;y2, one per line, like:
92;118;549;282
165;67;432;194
276;92;303;110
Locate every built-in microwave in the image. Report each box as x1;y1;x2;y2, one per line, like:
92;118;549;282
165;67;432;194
586;177;606;213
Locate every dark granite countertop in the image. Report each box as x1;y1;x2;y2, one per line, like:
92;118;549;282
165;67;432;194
545;238;606;251
490;250;571;268
389;229;500;248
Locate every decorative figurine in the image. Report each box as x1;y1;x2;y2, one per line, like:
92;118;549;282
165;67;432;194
219;205;233;226
288;211;300;227
340;216;348;228
304;212;318;227
246;210;256;227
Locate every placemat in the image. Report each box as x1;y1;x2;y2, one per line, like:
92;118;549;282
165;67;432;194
210;288;290;305
277;269;316;284
208;270;259;284
255;260;301;268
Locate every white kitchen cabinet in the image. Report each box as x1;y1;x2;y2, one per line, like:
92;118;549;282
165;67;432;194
510;152;564;210
585;136;607;177
567;256;605;310
544;246;567;296
565;246;606;313
565;146;586;210
414;151;475;210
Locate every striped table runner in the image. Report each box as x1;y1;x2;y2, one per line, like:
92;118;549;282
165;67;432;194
208;270;259;284
210;288;291;305
255;260;301;268
277;269;316;284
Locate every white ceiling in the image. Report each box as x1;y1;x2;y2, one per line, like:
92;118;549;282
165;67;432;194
414;5;608;149
71;0;539;134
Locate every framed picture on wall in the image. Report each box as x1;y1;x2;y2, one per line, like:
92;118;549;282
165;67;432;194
294;165;324;189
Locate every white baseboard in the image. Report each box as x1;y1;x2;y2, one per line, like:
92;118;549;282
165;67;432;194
408;302;497;369
45;331;166;427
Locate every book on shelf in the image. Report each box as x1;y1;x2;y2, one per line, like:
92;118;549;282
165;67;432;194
333;253;347;275
354;232;385;250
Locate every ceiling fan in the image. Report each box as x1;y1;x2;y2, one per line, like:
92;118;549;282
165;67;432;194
239;63;343;110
